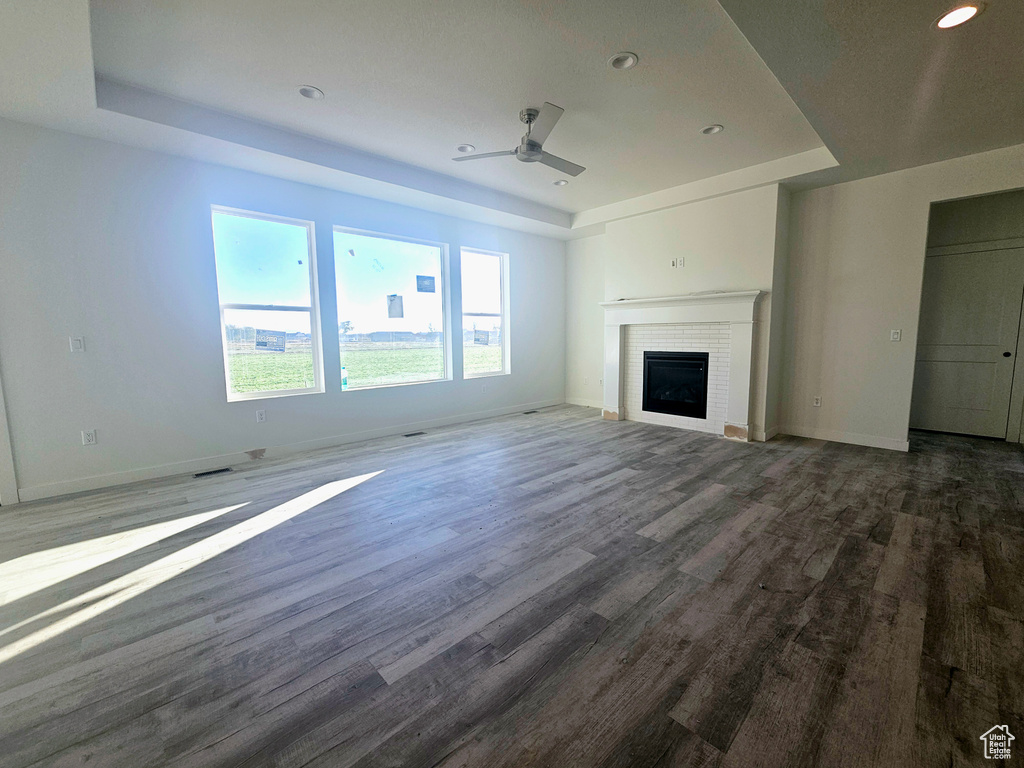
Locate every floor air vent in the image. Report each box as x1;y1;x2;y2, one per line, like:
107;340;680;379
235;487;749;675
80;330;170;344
404;431;426;437
194;467;233;478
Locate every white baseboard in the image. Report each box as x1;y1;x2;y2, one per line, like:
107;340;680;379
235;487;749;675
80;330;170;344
750;426;778;442
565;397;603;409
259;398;565;458
778;424;909;453
17;451;255;502
17;398;565;502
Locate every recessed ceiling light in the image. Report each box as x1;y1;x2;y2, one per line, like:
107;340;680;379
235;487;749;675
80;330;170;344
936;4;983;28
701;124;724;135
553;179;569;186
456;144;476;153
608;52;639;71
298;85;324;100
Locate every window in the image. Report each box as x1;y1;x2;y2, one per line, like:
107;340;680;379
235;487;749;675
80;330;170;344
461;248;509;377
211;207;323;400
334;228;448;389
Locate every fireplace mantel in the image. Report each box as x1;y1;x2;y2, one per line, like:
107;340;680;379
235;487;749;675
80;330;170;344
601;291;764;440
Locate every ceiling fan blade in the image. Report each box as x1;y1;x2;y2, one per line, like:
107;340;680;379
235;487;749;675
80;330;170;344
452;149;516;162
529;102;564;145
539;151;586;177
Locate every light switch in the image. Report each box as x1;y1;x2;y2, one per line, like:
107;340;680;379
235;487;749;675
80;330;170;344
890;329;902;342
69;336;85;352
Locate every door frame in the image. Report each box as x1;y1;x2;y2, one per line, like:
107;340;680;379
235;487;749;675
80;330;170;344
0;362;18;505
1007;287;1024;443
922;237;1024;443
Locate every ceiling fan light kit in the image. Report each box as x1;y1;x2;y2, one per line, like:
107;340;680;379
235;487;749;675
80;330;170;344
451;102;586;177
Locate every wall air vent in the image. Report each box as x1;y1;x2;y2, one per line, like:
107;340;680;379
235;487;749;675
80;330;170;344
194;467;233;478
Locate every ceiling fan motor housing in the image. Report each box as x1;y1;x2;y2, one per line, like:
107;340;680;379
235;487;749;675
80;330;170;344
518;107;543;160
517;140;543;161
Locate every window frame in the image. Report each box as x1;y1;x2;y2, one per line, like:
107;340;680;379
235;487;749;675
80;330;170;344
333;226;453;391
211;205;325;402
460;247;511;379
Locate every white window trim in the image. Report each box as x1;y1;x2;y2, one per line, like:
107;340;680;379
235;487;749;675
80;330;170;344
211;206;325;402
461;247;511;379
333;226;452;390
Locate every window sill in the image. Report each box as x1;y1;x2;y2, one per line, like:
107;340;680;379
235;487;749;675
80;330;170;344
465;370;510;379
344;376;452;393
227;387;324;402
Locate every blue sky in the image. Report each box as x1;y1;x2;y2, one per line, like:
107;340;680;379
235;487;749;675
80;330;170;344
212;211;501;336
212;211;313;333
333;230;443;334
212;212;312;307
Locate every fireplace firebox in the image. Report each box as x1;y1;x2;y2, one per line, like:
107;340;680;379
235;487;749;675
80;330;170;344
642;351;709;419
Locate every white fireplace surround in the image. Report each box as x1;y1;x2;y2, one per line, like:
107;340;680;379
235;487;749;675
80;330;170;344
600;291;764;440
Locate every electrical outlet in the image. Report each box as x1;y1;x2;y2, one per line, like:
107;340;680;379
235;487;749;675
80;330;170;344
81;429;97;446
669;257;686;269
584;376;589;385
255;409;266;424
813;396;822;408
69;336;85;352
481;384;488;394
890;329;902;342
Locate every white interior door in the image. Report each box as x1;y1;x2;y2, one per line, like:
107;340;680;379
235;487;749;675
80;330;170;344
911;247;1024;438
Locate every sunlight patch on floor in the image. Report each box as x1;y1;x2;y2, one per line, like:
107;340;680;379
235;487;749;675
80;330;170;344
0;506;242;607
0;472;382;665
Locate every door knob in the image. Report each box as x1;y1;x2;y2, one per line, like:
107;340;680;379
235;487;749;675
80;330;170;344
1004;352;1013;357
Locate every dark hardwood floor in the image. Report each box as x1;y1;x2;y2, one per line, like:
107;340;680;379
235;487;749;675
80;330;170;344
1;405;1022;767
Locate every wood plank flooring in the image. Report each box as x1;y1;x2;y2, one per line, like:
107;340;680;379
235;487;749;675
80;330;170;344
1;405;1022;767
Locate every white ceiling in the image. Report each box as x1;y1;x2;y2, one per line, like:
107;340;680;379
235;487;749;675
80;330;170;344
88;0;824;213
9;0;1015;235
718;0;1024;185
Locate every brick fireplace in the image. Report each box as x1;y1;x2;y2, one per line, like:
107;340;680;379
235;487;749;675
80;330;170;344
600;291;763;440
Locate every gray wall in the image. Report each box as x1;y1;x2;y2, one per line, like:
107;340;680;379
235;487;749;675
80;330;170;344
781;143;1024;450
927;188;1024;248
0;119;567;500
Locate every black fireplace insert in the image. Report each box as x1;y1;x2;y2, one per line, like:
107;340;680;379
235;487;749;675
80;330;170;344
642;351;709;419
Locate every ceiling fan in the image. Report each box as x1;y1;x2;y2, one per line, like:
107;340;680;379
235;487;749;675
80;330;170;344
452;102;586;177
